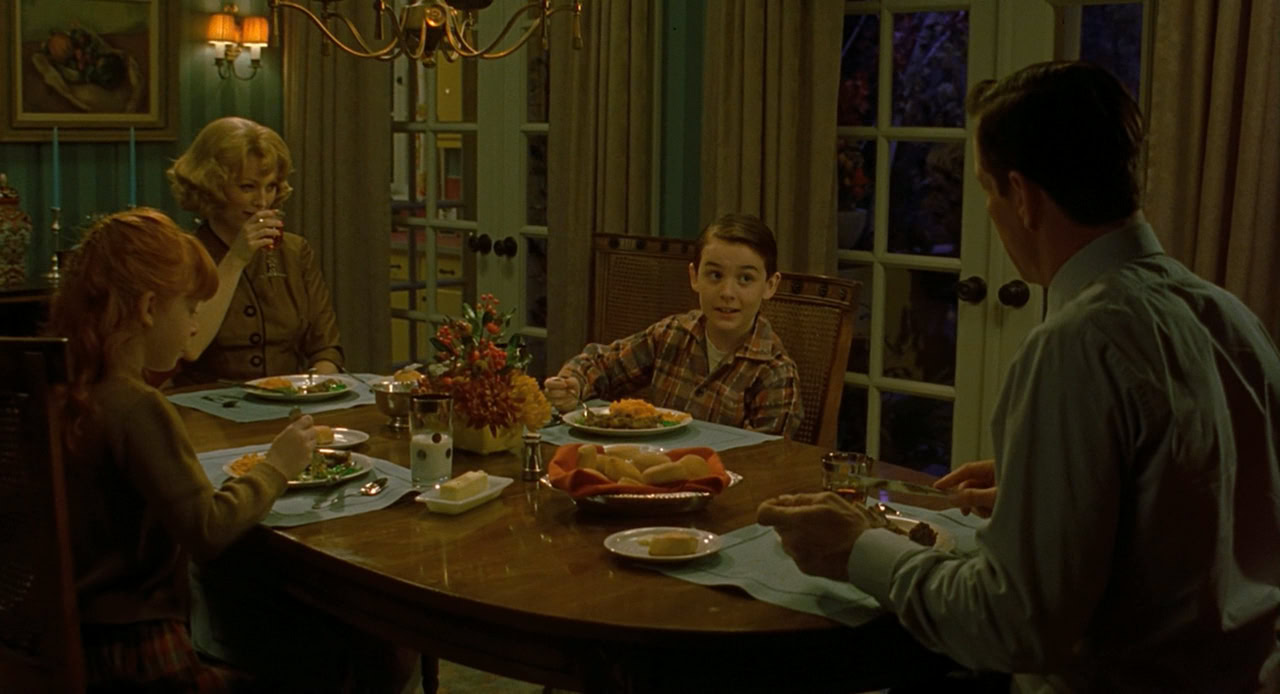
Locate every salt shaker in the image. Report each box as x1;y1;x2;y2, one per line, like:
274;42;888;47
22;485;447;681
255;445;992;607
521;431;545;481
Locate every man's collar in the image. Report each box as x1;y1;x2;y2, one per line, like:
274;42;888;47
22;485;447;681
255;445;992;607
1046;215;1164;315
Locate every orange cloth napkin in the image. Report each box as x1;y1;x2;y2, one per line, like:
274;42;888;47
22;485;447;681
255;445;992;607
548;444;730;498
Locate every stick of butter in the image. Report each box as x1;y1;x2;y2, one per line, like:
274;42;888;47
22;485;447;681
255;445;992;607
647;531;699;556
438;470;489;501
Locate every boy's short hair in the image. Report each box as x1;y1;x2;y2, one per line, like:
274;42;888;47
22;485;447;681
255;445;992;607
694;213;779;276
966;61;1144;226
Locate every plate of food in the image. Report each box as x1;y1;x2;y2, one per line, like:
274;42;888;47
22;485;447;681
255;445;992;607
415;471;514;515
315;426;369;450
242;374;357;402
223;449;374;489
565;399;692;437
604;527;722;563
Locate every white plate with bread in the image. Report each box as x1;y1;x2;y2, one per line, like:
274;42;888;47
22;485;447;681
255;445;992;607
604;527;722;563
315;426;369;450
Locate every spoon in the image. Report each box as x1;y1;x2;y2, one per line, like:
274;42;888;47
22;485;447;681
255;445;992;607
312;476;389;509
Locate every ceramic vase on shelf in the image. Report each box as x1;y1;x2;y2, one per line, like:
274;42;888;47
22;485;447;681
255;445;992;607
453;422;522;455
0;174;33;287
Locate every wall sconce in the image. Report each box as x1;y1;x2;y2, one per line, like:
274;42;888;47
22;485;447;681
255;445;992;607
208;4;269;80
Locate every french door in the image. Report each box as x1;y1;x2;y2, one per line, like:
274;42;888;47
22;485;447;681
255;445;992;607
389;0;550;378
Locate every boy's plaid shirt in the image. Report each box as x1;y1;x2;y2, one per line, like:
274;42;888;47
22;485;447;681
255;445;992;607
560;310;802;436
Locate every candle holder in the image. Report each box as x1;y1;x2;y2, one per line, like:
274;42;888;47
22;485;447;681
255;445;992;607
42;207;61;285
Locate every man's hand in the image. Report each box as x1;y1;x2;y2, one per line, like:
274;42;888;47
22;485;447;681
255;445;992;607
757;492;876;581
543;375;582;413
935;459;997;518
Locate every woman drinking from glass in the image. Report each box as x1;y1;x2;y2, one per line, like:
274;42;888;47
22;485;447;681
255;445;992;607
166;116;343;385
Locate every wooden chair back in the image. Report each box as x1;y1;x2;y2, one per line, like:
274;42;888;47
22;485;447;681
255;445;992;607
589;234;698;345
0;337;83;693
760;274;860;448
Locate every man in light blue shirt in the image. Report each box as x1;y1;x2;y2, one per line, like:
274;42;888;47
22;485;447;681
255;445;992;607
759;62;1280;693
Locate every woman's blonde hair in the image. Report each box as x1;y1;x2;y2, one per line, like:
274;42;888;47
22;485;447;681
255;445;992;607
48;208;218;448
167;116;294;216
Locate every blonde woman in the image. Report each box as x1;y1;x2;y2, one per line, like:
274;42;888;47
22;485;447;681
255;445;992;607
167;116;343;385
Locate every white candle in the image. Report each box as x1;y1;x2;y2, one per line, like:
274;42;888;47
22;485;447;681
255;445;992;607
51;127;60;209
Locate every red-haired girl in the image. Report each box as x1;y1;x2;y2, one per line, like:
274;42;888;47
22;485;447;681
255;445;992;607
49;208;317;691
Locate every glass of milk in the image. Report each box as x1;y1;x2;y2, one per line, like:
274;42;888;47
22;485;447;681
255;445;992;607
409;393;453;489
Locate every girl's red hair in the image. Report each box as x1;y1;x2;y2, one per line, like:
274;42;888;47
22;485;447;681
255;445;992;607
47;208;217;447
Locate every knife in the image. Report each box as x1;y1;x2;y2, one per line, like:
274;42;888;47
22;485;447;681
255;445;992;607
842;473;954;498
217;379;283;395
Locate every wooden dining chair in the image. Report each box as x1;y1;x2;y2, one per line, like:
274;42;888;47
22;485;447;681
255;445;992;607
589;233;698;345
760;274;860;448
0;337;84;693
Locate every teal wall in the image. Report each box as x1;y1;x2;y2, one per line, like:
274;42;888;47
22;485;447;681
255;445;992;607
659;0;703;240
0;0;283;278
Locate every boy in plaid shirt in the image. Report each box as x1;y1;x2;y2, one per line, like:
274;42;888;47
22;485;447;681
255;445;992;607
546;214;802;436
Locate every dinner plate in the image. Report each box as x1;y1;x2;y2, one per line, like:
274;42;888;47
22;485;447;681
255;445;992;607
321;427;369;450
242;374;359;402
544;469;743;515
223;450;375;489
885;515;956;552
603;527;722;563
415;475;514;515
565;406;693;437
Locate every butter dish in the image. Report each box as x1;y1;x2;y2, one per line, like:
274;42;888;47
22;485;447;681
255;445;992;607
416;475;513;514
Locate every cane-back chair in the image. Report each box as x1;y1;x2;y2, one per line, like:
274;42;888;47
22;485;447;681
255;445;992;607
0;337;83;693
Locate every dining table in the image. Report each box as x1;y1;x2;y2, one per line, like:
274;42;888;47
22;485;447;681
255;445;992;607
180;395;967;693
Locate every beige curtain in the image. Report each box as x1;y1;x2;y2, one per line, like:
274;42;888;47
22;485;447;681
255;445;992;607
1145;0;1280;339
547;1;654;370
700;0;843;276
281;12;392;372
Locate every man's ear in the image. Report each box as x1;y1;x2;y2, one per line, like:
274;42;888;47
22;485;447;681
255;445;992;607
138;291;158;329
762;272;780;301
1007;171;1042;231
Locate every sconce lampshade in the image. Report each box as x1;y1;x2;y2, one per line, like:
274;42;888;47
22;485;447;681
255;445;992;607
208;13;239;42
241;16;270;45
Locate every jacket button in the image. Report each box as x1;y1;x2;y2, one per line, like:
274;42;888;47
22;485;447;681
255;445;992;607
249;332;262;345
695;388;705;397
244;305;257;317
250;355;263;367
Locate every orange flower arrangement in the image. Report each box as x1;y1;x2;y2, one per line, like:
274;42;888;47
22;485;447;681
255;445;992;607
415;294;551;434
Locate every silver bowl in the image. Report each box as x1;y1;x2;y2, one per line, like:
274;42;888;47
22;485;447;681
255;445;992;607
369;378;416;429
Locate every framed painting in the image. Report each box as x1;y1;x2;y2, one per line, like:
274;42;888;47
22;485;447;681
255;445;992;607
1;0;179;142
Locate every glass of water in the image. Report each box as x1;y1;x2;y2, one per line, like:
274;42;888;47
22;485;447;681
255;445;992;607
409;393;453;489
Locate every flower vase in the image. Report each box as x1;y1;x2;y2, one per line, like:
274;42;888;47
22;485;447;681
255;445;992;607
453;423;522;455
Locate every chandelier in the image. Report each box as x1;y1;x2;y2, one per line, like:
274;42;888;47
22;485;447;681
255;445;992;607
267;0;583;66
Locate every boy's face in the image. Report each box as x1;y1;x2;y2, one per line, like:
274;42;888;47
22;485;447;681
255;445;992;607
688;239;780;350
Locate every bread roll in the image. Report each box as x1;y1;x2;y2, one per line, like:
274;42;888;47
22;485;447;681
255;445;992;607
641;461;691;485
314;425;334;445
618;477;645;487
604;444;644;460
629;450;673;472
604;456;643;482
576;444;599;471
576;468;611;485
676;454;710;478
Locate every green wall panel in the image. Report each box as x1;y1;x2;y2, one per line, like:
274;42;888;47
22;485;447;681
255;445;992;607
0;0;283;278
659;0;703;240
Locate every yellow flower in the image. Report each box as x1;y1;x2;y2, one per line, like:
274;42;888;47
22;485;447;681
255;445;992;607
510;371;551;430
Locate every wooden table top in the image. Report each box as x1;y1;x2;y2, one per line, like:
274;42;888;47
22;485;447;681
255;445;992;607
181;399;959;692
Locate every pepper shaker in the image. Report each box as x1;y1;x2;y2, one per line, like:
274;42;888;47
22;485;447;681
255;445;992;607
522;431;545;481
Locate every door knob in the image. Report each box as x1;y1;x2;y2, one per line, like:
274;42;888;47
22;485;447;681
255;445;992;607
494;236;518;258
468;233;492;255
955;276;987;304
998;279;1030;308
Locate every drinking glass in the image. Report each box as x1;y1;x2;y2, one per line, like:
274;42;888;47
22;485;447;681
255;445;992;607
260;209;286;279
409;394;453;488
820;451;875;503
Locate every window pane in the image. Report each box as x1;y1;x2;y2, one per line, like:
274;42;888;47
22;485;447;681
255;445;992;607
888;141;964;257
836;385;869;454
526;133;548;226
882;268;957;386
431;55;477;123
523;335;548;382
880;391;952;476
1080;4;1143;102
839;13;879;126
837;138;876;251
525;236;548;329
435;132;476;221
837;259;872;374
891;11;969;127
